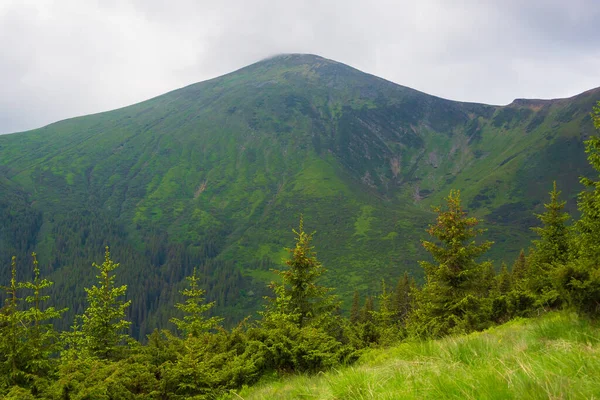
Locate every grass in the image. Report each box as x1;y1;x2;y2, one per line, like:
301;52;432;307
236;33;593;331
227;312;600;399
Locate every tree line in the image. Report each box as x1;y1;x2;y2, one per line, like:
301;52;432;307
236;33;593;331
1;102;600;399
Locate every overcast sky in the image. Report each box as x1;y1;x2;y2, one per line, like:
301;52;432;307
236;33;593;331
0;0;599;134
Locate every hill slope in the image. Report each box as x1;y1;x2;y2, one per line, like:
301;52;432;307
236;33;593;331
229;312;600;399
0;54;598;335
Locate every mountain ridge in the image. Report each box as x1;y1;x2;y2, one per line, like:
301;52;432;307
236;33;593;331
0;54;598;336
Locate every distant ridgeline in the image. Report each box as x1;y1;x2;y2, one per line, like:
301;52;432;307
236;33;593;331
0;54;599;339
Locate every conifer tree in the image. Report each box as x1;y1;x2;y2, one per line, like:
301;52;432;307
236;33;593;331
80;247;131;360
349;290;361;325
0;257;26;387
21;253;66;378
170;267;222;338
371;280;394;329
527;182;570;307
360;296;374;323
575;102;600;265
410;190;494;337
392;272;414;324
557;102;600;315
530;182;570;265
511;249;527;284
496;263;511;295
266;216;336;328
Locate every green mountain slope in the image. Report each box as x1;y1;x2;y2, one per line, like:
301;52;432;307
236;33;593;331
229;312;600;399
0;54;598;335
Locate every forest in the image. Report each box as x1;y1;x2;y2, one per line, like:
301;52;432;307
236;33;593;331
0;101;599;399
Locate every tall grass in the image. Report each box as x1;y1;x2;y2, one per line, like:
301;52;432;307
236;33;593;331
226;312;600;399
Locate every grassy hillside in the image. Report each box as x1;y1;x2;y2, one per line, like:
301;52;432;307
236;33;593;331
229;312;600;399
0;54;598;335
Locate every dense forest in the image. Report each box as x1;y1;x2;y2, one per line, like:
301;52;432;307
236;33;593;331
1;102;599;399
2;54;598;342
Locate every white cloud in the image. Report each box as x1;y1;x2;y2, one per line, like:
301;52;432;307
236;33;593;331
0;0;598;134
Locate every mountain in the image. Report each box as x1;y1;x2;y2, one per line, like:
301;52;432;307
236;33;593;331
0;54;598;336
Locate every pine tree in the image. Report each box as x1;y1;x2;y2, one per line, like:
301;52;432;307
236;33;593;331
349;290;361;325
409;190;494;337
527;182;570;307
371;280;394;329
530;182;570;264
511;249;527;284
557;102;600;315
575;103;600;265
496;263;511;294
360;295;374;323
80;247;131;360
392;272;413;324
266;216;336;328
170;267;222;338
21;253;66;378
0;257;26;388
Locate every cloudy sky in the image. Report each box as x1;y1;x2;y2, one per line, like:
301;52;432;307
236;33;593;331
0;0;599;134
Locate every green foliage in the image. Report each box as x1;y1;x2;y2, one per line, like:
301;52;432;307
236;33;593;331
0;254;64;395
79;246;132;360
556;102;600;316
409;190;494;337
392;272;414;325
0;257;27;389
526;182;570;309
231;312;600;400
170;268;223;338
349;290;360;325
0;84;599;399
264;216;337;329
20;253;66;380
0;55;597;336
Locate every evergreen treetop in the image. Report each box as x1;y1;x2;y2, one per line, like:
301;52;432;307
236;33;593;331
80;246;131;360
266;216;337;328
170;267;222;338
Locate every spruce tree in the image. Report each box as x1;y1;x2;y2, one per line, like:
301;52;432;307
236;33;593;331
349;290;361;325
21;253;66;378
371;280;394;329
266;216;336;328
409;190;493;337
0;257;26;388
557;101;600;315
392;272;413;324
361;296;374;323
497;263;511;295
531;182;570;263
511;249;527;284
527;182;570;307
575;102;600;265
170;267;222;338
80;247;131;360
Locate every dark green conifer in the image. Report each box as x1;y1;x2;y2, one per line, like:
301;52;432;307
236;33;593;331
392;272;413;324
170;267;222;338
409;190;494;337
557;102;600;315
497;263;511;294
0;257;26;388
265;216;336;328
511;249;527;284
80;247;131;360
527;182;570;308
350;290;361;325
21;253;66;378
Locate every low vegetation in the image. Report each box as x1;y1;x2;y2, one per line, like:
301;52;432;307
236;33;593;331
0;102;599;398
231;312;600;400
